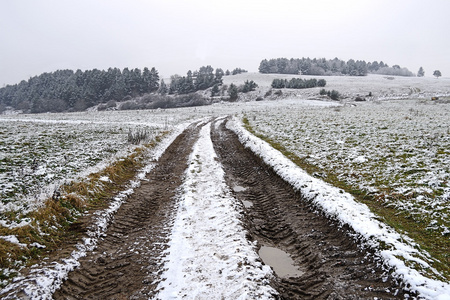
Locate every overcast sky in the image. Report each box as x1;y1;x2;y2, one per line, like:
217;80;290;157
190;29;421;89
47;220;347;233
1;0;449;86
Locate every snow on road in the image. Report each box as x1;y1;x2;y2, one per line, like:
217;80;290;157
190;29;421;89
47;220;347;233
156;121;277;299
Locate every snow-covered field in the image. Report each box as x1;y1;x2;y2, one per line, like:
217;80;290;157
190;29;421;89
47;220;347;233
0;109;210;220
223;72;450;101
244;100;450;238
0;117;160;219
1;73;450;298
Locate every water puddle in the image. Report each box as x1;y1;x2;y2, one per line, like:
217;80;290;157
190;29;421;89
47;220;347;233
232;185;247;192
258;246;304;278
242;200;253;208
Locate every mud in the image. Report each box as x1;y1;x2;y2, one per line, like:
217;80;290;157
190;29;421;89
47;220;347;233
52;123;202;299
211;119;407;299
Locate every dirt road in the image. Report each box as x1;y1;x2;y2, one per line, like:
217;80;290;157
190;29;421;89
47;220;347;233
4;119;407;299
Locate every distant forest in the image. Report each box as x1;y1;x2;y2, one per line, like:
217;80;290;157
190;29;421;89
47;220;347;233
259;57;415;77
0;66;247;113
0;67;160;113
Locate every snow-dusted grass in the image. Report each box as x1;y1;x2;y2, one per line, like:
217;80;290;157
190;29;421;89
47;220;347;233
1;77;449;297
0;116;169;215
0;109;196;288
242;99;449;280
0;124;187;299
156;122;277;299
228;117;450;300
223;72;450;101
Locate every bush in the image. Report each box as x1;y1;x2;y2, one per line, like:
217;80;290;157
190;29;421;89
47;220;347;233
228;84;238;101
127;128;150;144
240;80;258;93
317;79;327;87
119;101;139;110
329;90;341;100
320;89;341;100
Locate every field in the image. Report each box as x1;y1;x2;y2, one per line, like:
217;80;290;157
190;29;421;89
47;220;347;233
1;74;450;298
244;99;450;276
0;109;210;217
246;99;450;233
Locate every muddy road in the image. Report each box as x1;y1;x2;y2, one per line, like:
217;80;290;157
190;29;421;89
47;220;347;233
3;119;407;299
211;120;405;299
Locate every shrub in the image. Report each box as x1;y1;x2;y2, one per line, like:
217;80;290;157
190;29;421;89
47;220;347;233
329;90;341;100
320;89;341;100
127;128;150;144
317;79;327;87
274;90;283;96
228;84;238;101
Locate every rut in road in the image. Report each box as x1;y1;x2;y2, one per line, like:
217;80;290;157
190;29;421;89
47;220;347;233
53;122;203;299
211;119;406;299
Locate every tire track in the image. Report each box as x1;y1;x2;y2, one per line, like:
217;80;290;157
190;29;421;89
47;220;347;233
211;119;406;299
53;123;202;299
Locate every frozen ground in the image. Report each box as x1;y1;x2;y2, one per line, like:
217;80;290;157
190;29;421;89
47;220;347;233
1;74;450;298
156;121;277;299
244;99;450;238
228;117;450;299
223;72;450;101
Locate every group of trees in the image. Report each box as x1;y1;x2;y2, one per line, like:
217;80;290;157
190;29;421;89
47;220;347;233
167;66;224;95
271;78;326;89
417;67;442;78
259;57;416;77
0;64;253;113
227;68;247;75
319;89;341;100
226;80;258;101
164;66;249;96
2;58;442;114
0;67;159;113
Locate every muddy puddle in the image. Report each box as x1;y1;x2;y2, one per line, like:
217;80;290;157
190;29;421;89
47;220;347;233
232;185;247;192
232;185;253;207
258;246;304;278
242;200;253;208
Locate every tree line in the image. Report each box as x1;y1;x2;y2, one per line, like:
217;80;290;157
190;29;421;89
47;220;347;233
0;67;160;113
259;57;415;77
0;65;252;113
271;78;326;89
167;66;224;95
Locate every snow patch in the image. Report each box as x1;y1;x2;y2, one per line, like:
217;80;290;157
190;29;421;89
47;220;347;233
0;235;27;248
156;123;278;299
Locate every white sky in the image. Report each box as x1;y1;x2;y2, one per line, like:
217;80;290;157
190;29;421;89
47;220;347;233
1;0;449;86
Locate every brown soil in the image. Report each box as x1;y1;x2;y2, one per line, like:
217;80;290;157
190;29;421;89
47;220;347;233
52;122;202;299
2;118;410;299
210;119;408;299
